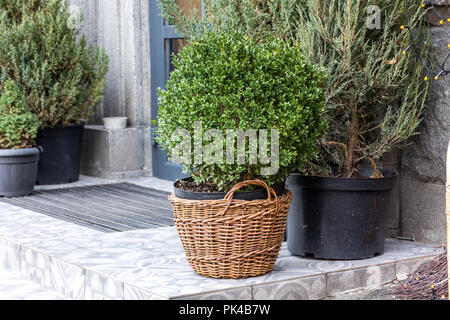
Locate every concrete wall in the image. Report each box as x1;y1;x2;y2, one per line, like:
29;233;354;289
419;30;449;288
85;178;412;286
69;0;153;178
400;4;450;244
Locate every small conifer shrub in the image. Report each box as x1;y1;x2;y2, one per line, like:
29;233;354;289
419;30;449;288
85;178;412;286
0;79;39;149
0;0;109;129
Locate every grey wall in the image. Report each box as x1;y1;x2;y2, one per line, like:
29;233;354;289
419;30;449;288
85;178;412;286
69;0;152;127
400;4;450;244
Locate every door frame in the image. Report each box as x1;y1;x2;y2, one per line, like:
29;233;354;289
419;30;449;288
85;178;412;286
149;0;188;181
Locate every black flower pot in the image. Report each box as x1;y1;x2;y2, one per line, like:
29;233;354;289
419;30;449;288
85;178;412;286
0;148;40;197
174;178;286;201
287;169;398;260
36;123;85;185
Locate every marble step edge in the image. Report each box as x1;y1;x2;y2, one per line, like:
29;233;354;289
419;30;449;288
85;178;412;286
0;268;66;300
0;235;439;300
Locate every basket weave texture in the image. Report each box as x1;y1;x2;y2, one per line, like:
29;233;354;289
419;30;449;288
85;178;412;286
169;180;293;279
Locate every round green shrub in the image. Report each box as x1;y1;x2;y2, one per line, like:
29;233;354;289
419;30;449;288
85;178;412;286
155;32;326;191
0;80;40;149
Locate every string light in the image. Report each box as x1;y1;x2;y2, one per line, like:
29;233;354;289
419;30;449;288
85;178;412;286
401;0;450;81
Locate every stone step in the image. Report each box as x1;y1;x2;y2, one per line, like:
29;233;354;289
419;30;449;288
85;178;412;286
0;269;66;300
0;180;442;300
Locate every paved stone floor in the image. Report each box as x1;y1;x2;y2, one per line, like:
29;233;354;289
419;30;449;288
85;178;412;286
0;176;442;300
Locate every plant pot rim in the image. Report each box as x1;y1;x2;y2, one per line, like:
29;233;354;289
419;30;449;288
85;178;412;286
40;121;86;131
289;169;398;192
174;177;286;201
103;117;128;120
292;169;398;181
0;147;40;157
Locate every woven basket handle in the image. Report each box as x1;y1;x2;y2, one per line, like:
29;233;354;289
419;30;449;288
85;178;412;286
222;180;281;216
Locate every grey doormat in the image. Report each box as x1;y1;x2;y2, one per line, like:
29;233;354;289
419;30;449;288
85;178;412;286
0;183;173;233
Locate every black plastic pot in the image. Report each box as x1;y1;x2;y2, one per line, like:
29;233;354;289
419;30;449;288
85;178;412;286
36;123;85;185
287;169;398;260
0;148;40;197
174;178;286;201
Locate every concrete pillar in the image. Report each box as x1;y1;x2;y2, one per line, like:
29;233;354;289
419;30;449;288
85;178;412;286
400;4;450;244
69;0;153;178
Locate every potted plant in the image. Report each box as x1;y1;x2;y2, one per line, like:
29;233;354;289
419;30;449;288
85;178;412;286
285;0;431;260
0;0;109;185
0;80;40;197
155;31;326;278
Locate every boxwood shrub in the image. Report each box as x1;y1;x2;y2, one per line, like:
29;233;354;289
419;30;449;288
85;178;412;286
155;32;326;191
0;80;39;149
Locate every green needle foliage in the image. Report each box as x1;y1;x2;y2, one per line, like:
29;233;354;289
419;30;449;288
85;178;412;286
155;32;326;191
0;79;40;149
0;0;109;129
157;0;304;41
158;0;431;178
297;0;431;177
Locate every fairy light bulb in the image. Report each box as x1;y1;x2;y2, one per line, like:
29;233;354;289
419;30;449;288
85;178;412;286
424;76;428;81
440;20;444;25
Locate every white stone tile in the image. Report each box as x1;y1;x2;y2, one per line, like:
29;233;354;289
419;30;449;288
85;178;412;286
252;275;326;300
50;258;85;300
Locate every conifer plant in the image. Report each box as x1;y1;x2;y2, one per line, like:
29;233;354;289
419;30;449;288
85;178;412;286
0;0;109;129
0;79;39;150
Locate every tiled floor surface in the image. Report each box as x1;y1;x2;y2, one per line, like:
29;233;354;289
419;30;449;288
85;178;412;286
0;176;442;300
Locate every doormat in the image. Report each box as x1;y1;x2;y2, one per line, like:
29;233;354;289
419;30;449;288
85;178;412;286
0;183;173;233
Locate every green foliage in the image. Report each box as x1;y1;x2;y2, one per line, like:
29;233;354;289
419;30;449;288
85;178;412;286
155;32;326;191
0;0;109;129
297;0;431;177
159;0;431;178
0;79;39;149
157;0;306;41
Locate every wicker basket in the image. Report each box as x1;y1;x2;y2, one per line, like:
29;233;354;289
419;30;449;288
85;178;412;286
169;180;293;279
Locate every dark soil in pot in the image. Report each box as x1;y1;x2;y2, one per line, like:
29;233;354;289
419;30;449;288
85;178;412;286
286;169;398;260
36;122;85;185
174;177;286;201
0;148;40;197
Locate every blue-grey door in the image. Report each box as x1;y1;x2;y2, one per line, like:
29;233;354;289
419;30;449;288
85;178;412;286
150;0;194;181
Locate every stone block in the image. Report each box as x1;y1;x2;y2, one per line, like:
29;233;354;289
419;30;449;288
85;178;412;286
326;264;395;296
400;177;446;244
80;125;151;179
252;275;327;300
